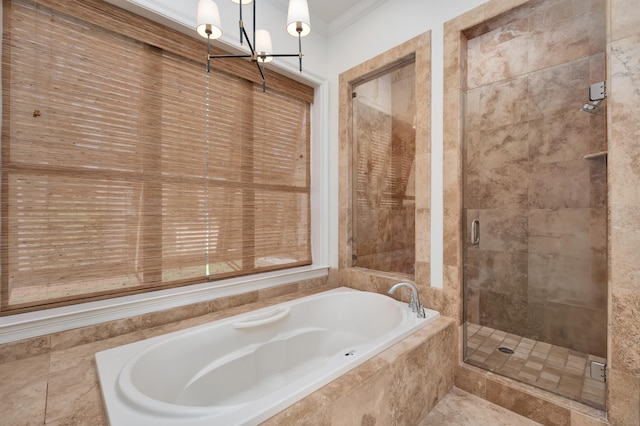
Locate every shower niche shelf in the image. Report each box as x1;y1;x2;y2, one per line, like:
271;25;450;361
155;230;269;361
583;151;607;160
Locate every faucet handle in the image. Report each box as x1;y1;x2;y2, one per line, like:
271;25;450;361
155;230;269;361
409;297;426;318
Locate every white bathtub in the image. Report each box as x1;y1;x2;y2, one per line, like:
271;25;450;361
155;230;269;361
95;287;439;425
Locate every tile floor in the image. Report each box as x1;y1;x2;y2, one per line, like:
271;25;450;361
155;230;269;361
465;323;606;410
419;387;542;425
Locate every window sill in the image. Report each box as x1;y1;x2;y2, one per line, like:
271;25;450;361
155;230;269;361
0;265;329;345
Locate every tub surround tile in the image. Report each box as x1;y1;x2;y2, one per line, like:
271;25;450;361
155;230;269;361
45;359;106;425
261;391;333;425
422;285;444;315
329;370;394;425
264;317;456;425
0;374;48;426
0;334;50;364
0;354;50;426
257;282;300;301
419;387;541;426
51;332;147;374
395;325;457;422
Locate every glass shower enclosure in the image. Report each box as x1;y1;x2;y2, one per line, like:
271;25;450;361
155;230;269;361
462;0;608;409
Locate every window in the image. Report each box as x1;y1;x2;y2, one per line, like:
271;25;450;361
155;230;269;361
351;58;416;275
1;0;313;314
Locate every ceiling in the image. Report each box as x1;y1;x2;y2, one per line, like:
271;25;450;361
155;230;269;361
307;0;364;24
268;0;387;36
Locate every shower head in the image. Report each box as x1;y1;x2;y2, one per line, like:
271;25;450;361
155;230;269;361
581;81;606;114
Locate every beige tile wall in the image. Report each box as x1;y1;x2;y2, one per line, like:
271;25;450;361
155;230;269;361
462;0;608;358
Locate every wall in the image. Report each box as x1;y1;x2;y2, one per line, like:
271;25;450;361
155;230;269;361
462;0;607;358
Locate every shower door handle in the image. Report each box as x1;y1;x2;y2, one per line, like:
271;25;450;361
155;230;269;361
471;219;480;246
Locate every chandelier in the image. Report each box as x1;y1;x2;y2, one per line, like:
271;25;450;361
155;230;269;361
196;0;311;90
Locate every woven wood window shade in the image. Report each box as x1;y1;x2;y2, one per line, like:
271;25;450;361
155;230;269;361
1;0;312;314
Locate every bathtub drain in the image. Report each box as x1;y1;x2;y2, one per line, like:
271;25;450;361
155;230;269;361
344;350;356;357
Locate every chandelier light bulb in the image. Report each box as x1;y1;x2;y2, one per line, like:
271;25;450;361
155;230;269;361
196;0;223;39
255;29;273;63
286;0;311;37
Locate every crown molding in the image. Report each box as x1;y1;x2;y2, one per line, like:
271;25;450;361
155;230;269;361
266;0;387;38
126;0;194;28
326;0;387;35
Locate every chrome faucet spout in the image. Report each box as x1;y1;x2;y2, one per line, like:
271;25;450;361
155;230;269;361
388;281;426;318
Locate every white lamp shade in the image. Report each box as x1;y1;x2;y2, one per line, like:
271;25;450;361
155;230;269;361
255;29;273;63
286;0;311;37
230;0;253;4
196;0;223;39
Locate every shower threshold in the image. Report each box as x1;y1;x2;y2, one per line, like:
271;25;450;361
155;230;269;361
465;323;606;410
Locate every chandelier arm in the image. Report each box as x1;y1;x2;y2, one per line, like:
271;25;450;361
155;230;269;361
239;0;243;46
208;54;252;59
268;53;301;57
298;31;302;72
252;0;256;53
206;33;211;73
241;25;257;57
256;61;266;92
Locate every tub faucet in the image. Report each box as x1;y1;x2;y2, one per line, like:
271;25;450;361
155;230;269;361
388;281;426;318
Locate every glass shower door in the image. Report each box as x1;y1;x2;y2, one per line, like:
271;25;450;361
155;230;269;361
462;0;607;409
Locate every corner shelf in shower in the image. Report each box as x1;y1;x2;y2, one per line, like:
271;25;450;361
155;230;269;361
583;151;608;160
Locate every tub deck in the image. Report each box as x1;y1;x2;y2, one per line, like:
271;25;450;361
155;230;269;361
0;285;456;425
